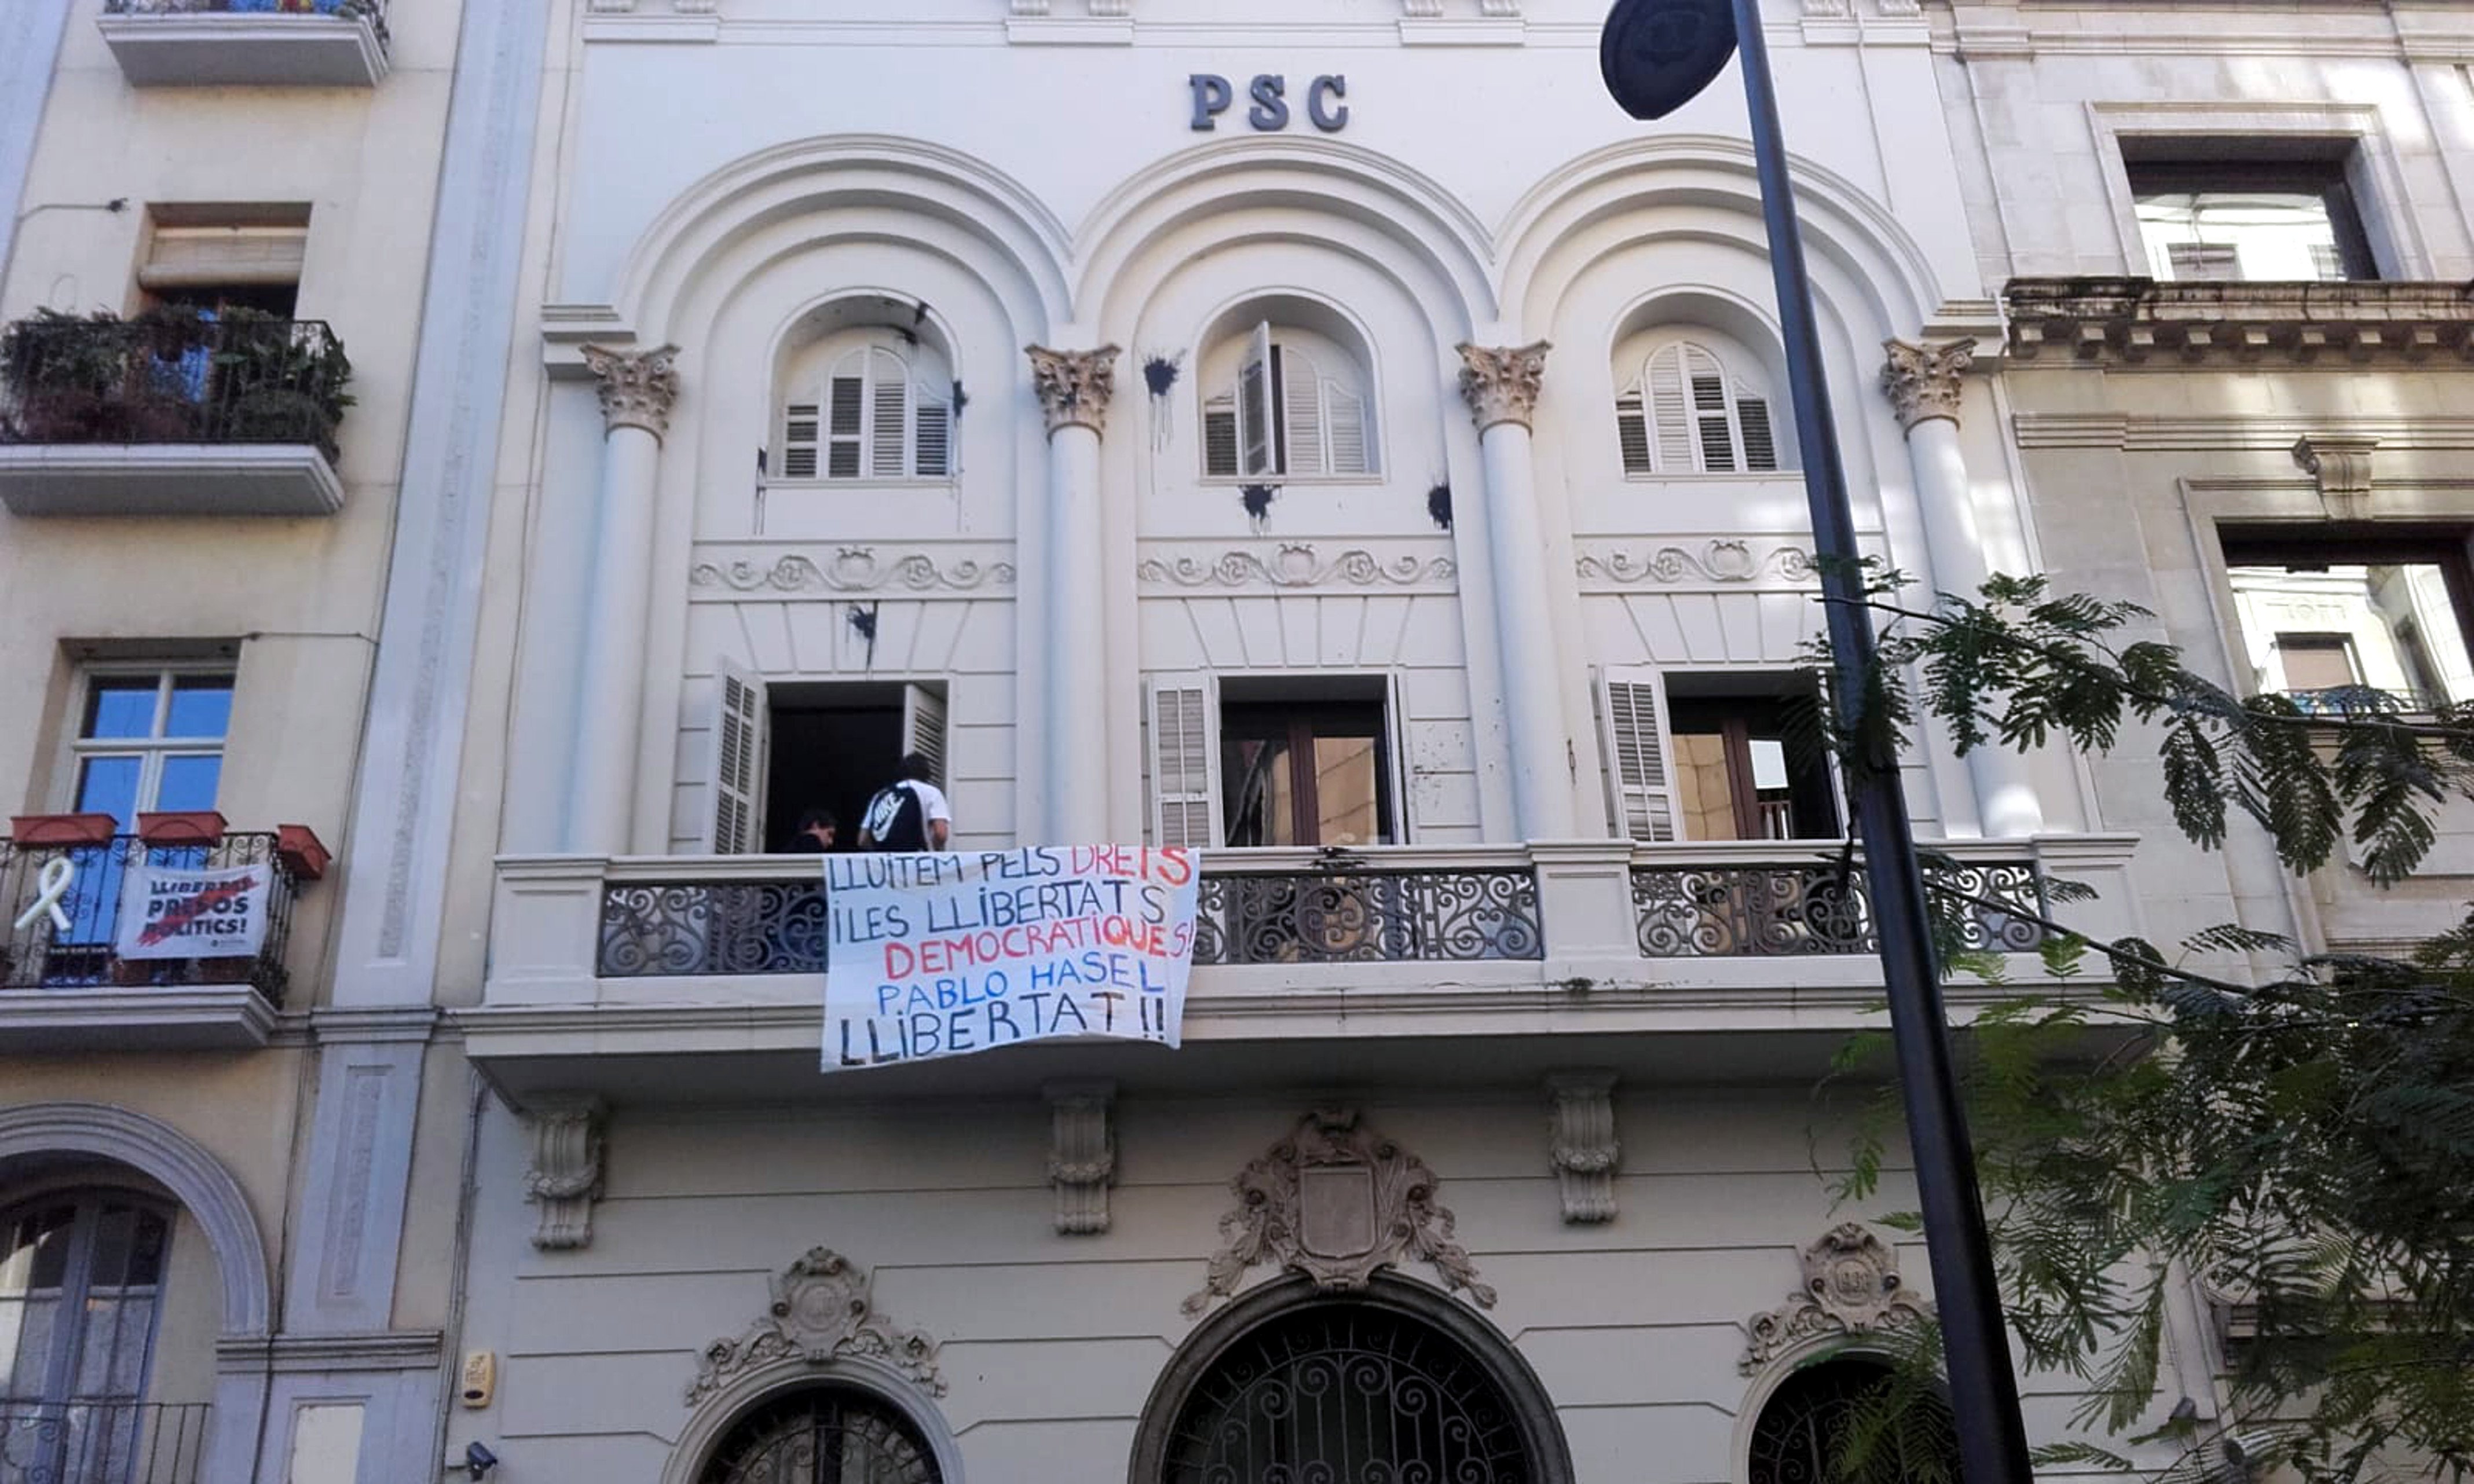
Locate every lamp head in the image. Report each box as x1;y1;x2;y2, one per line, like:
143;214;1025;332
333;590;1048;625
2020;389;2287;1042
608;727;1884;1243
1600;0;1738;121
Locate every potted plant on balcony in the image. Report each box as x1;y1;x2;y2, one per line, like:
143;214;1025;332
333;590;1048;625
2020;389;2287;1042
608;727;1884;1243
214;307;352;459
1;309;131;444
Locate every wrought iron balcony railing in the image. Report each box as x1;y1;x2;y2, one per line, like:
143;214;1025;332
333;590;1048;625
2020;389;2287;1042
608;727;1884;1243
0;834;303;1005
0;313;350;462
1630;857;2045;958
102;0;389;45
0;1401;210;1484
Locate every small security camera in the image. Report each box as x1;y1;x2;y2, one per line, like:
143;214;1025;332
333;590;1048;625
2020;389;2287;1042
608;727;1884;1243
464;1441;499;1480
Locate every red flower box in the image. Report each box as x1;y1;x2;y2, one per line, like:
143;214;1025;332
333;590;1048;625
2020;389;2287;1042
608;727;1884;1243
9;813;119;847
275;824;331;881
136;811;229;847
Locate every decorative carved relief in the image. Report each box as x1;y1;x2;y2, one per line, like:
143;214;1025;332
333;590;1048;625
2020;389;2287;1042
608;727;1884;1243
1184;1109;1495;1314
2292;434;2378;521
687;1248;944;1404
580;343;682;439
1881;338;1974;433
524;1097;606;1251
1573;540;1816;588
1137;544;1457;591
1455;341;1551;432
1027;345;1122;436
1545;1072;1618;1225
1740;1223;1933;1373
687;549;1015;595
1046;1081;1116;1236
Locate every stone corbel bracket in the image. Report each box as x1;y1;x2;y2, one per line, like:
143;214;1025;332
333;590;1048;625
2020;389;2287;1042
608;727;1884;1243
687;1248;944;1404
1545;1072;1619;1223
1740;1222;1933;1374
524;1096;606;1251
1184;1108;1495;1314
2292;433;2378;521
1046;1080;1116;1236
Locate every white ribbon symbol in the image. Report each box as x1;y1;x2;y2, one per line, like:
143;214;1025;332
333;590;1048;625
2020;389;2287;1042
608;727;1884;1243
12;857;76;936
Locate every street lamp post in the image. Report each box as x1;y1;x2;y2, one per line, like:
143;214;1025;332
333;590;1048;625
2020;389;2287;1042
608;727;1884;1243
1600;3;2036;1484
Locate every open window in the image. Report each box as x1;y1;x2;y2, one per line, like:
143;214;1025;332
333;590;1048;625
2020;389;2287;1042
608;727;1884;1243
1147;674;1406;848
1614;335;1781;476
1201;317;1376;479
1596;668;1837;842
2221;530;2474;713
703;668;949;853
137;206;308;318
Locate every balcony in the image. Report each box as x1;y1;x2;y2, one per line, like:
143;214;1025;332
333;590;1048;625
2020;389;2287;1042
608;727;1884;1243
0;1401;210;1484
0;310;350;517
464;836;2139;1101
0;820;328;1050
97;0;389;88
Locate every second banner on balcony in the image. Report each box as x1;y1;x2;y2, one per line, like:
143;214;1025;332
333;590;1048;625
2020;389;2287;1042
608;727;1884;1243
823;847;1200;1071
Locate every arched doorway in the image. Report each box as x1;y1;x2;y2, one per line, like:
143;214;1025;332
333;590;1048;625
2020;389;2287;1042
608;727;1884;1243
697;1385;940;1484
1746;1354;1959;1484
1134;1275;1573;1484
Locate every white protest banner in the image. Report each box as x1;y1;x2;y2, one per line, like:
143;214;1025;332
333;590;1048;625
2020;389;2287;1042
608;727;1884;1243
824;847;1198;1071
115;861;272;960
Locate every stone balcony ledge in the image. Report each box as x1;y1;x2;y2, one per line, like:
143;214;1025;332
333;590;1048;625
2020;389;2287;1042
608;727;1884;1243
2004;276;2474;365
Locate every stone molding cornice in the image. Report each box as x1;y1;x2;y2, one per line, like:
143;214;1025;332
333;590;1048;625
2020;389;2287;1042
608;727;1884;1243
1026;344;1121;435
524;1096;607;1251
581;343;682;438
1881;337;1974;431
2292;433;2380;520
2005;279;2474;367
1545;1071;1619;1225
1455;341;1550;431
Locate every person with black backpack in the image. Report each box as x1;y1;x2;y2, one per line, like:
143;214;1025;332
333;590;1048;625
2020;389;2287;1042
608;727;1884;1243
855;752;953;852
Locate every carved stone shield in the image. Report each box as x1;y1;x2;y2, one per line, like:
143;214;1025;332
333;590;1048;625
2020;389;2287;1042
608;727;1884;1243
1298;1163;1378;1259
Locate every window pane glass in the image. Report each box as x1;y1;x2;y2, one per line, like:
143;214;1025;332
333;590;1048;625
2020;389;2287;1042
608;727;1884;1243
74;757;141;825
2229;560;2474;707
164;677;233;739
1673;732;1743;842
1311;736;1379;847
1223;737;1298;847
81;680;159;741
153;755;222;813
2137;188;2345;282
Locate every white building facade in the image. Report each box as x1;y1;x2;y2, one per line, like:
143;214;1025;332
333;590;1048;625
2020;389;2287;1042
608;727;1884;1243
432;3;2179;1482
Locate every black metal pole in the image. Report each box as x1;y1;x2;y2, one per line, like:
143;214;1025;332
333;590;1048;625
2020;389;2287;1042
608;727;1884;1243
1725;2;2035;1482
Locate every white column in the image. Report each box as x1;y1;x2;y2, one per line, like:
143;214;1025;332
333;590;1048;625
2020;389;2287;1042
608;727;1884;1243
566;344;680;854
1882;338;2044;838
1457;342;1575;840
1028;345;1121;842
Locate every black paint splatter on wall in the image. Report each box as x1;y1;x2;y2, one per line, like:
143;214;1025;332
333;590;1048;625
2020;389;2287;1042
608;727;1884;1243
1240;483;1278;527
1427;482;1452;532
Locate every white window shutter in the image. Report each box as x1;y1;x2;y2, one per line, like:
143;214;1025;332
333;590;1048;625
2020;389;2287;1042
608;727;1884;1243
1326;382;1368;475
825;358;865;479
1614;388;1652;475
913;397;951;477
1280;343;1324;477
1646;346;1693;472
1685;345;1736;472
781;401;820;479
1236;322;1275;478
1382;671;1412;845
867;347;908;477
1147;674;1221;848
901;683;947;786
708;658;769;854
1595;665;1678;842
1202;395;1239;477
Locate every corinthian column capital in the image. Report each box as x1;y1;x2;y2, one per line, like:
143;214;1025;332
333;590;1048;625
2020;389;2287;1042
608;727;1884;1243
1880;337;1974;433
1455;341;1551;431
1026;345;1122;436
581;343;682;438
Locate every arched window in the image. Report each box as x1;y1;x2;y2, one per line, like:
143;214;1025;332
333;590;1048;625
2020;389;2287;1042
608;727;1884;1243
775;334;953;482
1616;339;1780;475
1157;1298;1536;1483
1;1192;177;1484
1747;1355;1959;1484
698;1386;940;1484
1202;321;1375;479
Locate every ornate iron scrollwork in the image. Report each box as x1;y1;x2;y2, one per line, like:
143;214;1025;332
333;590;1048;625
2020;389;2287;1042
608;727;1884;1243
1192;865;1543;965
1630;859;2043;958
599;880;828;976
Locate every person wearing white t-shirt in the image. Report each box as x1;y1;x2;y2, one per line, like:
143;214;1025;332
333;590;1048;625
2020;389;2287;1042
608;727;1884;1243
857;752;953;851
